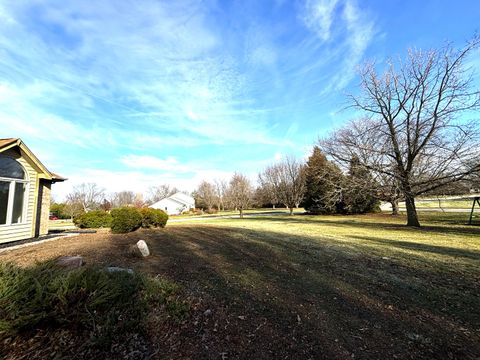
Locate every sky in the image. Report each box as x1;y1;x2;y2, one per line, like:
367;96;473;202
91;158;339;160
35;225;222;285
0;0;479;200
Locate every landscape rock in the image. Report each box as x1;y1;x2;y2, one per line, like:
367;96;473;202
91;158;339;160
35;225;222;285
136;240;150;257
106;266;134;274
56;256;83;269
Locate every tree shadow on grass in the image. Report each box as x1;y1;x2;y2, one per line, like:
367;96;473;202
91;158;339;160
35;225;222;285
245;215;480;237
350;235;480;260
70;224;480;359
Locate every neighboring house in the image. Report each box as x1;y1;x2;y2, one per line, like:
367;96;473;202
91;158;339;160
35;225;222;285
150;192;195;215
0;138;65;244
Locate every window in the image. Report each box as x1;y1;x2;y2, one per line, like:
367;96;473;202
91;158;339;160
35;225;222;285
0;156;28;225
0;182;9;224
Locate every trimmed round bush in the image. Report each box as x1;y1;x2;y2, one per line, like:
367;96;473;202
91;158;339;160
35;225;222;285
110;207;142;233
74;210;112;229
139;208;168;228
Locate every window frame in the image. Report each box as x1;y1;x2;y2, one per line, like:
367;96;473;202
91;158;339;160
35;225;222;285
0;156;29;227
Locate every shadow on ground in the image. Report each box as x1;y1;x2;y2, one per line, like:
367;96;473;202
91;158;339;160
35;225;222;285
64;219;480;360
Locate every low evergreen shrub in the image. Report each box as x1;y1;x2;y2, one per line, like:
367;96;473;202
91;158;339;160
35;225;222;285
110;207;142;233
139;208;168;228
74;210;112;228
0;261;189;346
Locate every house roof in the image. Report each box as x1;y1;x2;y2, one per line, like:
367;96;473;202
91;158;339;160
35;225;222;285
153;196;186;207
0;138;17;149
151;192;195;208
169;192;195;204
0;138;66;182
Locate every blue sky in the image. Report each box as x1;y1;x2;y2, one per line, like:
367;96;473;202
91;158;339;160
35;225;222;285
0;0;479;200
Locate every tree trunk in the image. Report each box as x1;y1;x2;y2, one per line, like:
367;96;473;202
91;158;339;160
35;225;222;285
272;204;275;209
239;208;243;219
289;207;294;215
404;193;420;227
391;199;399;216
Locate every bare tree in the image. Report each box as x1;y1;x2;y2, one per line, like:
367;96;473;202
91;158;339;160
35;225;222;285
66;183;105;213
260;157;306;215
196;180;217;210
132;192;146;208
226;173;254;218
146;184;178;204
214;179;228;211
64;200;84;219
111;190;135;208
342;38;480;226
256;176;279;209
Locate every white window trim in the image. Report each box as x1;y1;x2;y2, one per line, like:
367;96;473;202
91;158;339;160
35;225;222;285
0;175;29;227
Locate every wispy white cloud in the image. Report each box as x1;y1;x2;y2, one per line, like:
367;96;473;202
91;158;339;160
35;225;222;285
301;0;340;41
121;155;184;172
299;0;376;90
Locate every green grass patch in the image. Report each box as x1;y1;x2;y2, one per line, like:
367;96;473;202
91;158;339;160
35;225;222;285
172;207;305;218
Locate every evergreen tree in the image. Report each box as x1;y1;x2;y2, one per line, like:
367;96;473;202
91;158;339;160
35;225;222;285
344;156;379;214
303;147;345;214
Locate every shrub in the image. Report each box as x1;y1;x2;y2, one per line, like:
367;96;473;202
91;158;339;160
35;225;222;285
50;202;71;219
139;208;168;228
0;262;189;348
74;210;112;228
110;207;142;233
0;261;144;339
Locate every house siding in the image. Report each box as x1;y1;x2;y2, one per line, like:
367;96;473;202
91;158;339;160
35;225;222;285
0;149;38;243
151;198;187;215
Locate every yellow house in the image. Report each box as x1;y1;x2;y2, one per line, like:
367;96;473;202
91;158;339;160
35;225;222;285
0;138;65;244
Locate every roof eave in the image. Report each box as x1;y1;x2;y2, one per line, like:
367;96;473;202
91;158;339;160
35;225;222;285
1;139;66;182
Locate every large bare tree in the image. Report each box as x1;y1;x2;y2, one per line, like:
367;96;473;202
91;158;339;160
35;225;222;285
196;180;217;211
259;157;306;215
337;38;480;226
66;183;105;213
226;173;254;218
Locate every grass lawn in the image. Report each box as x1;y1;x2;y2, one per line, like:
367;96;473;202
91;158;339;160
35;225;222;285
171;207;305;218
48;218;76;230
1;213;479;359
414;199;474;209
397;198;477;210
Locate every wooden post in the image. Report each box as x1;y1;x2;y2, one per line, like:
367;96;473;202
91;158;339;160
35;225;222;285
469;197;479;225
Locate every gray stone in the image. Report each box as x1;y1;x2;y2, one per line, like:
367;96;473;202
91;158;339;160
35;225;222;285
56;256;83;269
136;240;150;257
106;266;134;274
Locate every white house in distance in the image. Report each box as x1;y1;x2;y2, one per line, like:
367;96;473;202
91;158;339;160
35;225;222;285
150;192;195;215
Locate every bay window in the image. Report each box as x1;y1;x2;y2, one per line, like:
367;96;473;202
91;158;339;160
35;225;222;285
0;156;28;225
